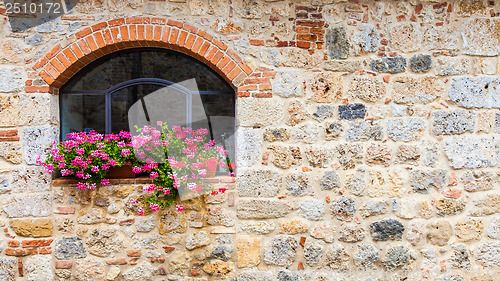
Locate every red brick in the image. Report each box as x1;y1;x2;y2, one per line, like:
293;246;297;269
127;249;141;257
55;261;72;269
22;239;53;248
44;63;59;80
204;46;218;60
239;61;253;75
106;259;128;265
244;77;270;84
259;84;272;91
197;29;213;41
237;91;251;97
5;248;31;257
183;23;198;34
169;28;179;45
163;246;175;253
191;37;204;53
249;39;265;46
177;30;188;46
167;19;183;28
8;240;20;247
210;51;224;65
18;259;23;277
184;34;196;49
145;25;154;41
253;92;272;98
91;22;108;32
137;25;146;41
227;66;242;81
154;25;163;42
295;20;325;27
212;38;227;50
38;247;52;254
216;56;231;69
297;34;317;41
25;86;51;93
108;18;125;27
126;17;143;24
222;61;236;75
297;41;311;49
46;45;62;60
55;206;75;214
119;219;135;225
75;27;92;39
198;41;211;56
32;56;48;70
226;48;242;63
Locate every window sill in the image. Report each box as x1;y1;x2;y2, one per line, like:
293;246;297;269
51;176;235;185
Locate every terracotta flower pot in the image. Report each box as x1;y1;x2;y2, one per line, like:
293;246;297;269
206;168;216;178
106;161;136;179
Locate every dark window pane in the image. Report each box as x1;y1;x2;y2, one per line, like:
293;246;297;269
60;94;105;138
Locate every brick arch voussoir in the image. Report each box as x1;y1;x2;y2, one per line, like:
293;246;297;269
31;17;253;91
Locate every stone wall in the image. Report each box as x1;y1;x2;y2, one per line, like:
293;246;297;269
0;0;499;280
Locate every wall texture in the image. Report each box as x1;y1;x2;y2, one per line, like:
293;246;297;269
0;0;499;280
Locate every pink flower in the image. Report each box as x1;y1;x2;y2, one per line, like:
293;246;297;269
86;183;96;189
150;203;160;212
101;179;109;186
117;141;125;148
36;156;43;165
219;187;227;193
157;121;163;126
137;207;144;216
121;149;130;156
43;163;54;174
108;159;118;166
229;172;236;177
61;169;72;176
209;140;216;146
91;166;99;172
129;198;137;205
163;188;171;194
172;126;181;132
187;183;197;191
76;148;85;155
150;172;158;179
143;184;156;192
176;205;184;212
77;182;85;190
198;169;207;177
132;166;142;174
58;162;66;168
76;170;84;178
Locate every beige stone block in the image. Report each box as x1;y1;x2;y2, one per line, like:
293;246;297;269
237;237;260;268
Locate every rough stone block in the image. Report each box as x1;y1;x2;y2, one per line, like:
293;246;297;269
348;76;386;102
323;60;363;73
54;237;86;260
272;69;304;98
22;126;59;165
25;255;53;281
10;218;52;237
409;54;432;73
346;121;383;142
462;18;500;56
338;103;366;120
369;219;404;241
11;166;50;193
423;25;460;50
0;67;23;93
263;128;289;142
352;24;379;54
411;169;447;193
426;220;452;246
3;193;51;218
432;109;475;135
263;236;297;266
434;57;471;76
449;77;500;108
309;72;343;103
236;98;283;127
387;117;426;142
237;237;260;268
391;23;421;52
392;76;444;104
298;198;325;221
236;128;262;168
285;172;312;196
443;136;499;169
330;197;356;221
237;169;281;197
237;199;290;219
326;26;349;59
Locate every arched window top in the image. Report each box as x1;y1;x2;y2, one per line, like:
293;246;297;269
62;47;233;93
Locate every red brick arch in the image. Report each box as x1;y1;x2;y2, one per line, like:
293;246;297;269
31;17;254;91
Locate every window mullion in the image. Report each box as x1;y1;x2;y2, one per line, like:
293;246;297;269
105;93;111;134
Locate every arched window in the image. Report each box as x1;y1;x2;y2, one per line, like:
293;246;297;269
60;48;235;167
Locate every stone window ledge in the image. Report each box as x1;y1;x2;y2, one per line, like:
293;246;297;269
52;176;235;185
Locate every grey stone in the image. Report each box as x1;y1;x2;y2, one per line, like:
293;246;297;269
54;237;86;260
462;18;500;56
236;128;262;167
336;143;363;169
273;69;304;97
369;57;406;73
353;244;379;268
237;199;290;219
450;244;471;269
237;169;281;197
236;98;283;127
352;24;379;54
136;217;156;232
263;236;298;266
25;255;53;281
26;34;46;46
411;169;447;194
487;216;500;239
22;126;59;165
320;170;341;190
323;60;363;72
383;246;413;270
434;57;471;76
432;109;475;135
35;16;64;33
326;26;349;59
346;121;383;142
312;105;335;122
186;231;210;250
462;171;494;192
449;77;500;108
86;228;123;257
330;197;356;221
360;200;389;217
277;270;307;281
423;142;439;167
263;128;290;142
443;136;499;169
298;198;325;221
0;67;23;93
325;122;342;140
387;117;426;142
0;257;16;281
3;193;51;218
304;240;324;266
369;219;405;241
209;244;233;261
122;262;154;281
0;176;10;194
338;103;366;120
324;244;350;270
476;242;500;267
237;270;274;281
409;54;432;73
285;172;312;196
391;104;406;117
11;166;50;193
